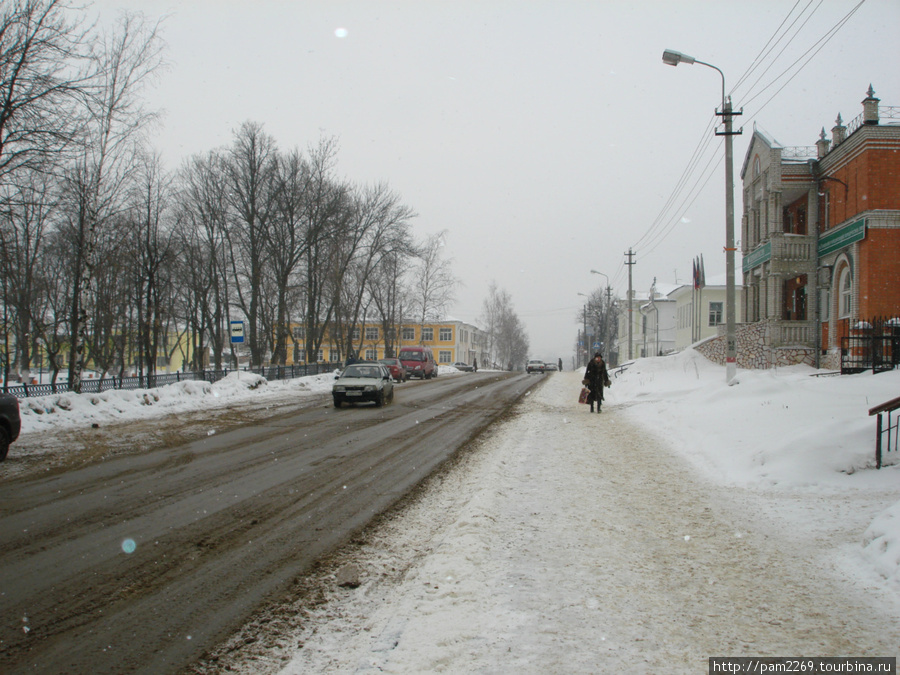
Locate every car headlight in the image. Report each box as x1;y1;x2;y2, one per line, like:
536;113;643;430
364;385;375;392
334;386;346;392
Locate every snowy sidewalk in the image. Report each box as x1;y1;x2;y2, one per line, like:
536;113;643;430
244;369;900;674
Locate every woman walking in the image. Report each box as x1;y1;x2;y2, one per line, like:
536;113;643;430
583;352;611;413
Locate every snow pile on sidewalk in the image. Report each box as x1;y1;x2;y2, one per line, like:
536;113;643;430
17;372;336;434
610;349;898;487
606;350;900;587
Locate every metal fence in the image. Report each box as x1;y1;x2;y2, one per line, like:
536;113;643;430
2;362;338;399
840;317;900;375
869;395;900;469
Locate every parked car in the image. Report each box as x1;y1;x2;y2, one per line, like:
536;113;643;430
452;361;474;372
0;393;22;461
398;346;437;379
333;363;394;408
378;357;408;382
526;359;546;374
544;362;558;371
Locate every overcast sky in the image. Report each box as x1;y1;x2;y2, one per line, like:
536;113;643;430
93;0;900;362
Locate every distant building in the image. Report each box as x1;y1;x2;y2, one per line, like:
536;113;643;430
669;279;732;352
287;319;487;367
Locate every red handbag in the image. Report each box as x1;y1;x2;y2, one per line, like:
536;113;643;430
578;387;590;404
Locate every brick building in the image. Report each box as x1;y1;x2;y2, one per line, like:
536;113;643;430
738;86;900;369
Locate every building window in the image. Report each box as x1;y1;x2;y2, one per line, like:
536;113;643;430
317;349;324;362
439;327;452;341
365;326;379;340
839;267;852;318
351;327;360;340
402;327;415;341
708;302;723;326
330;350;340;362
292;325;305;339
820;288;830;322
422;327;434;341
439;350;452;363
365;348;377;361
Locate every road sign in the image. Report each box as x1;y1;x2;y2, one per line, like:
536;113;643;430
230;321;245;344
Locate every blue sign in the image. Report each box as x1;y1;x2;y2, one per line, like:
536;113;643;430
230;321;245;343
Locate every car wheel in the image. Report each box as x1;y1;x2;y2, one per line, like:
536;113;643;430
0;427;9;462
375;391;384;407
333;397;342;408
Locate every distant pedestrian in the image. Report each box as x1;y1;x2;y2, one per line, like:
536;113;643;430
583;351;611;413
473;357;478;372
558;357;563;372
345;351;358;367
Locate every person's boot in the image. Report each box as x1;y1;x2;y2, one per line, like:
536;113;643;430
589;404;594;412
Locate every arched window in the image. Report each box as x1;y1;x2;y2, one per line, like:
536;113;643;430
838;266;852;318
753;156;761;177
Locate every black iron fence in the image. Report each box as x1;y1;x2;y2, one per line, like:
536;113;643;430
869;395;900;469
840;317;900;375
2;362;338;399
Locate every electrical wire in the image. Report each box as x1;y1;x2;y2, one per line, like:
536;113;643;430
627;0;866;269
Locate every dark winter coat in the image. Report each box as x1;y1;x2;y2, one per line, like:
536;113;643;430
583;357;611;404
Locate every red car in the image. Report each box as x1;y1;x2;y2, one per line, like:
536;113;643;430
378;358;408;382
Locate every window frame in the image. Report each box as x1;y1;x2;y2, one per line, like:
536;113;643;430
839;267;852;319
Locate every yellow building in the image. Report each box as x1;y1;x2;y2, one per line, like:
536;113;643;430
287;320;485;366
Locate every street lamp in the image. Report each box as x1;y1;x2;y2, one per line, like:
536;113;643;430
662;48;739;384
577;293;589;367
590;270;611;360
590;269;609;287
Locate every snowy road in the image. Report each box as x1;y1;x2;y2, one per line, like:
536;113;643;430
209;370;900;673
0;371;540;675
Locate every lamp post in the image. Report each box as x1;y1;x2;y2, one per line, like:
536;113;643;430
663;48;739;384
577;293;589;367
590;270;611;359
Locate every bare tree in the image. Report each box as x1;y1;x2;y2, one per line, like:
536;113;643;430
223;121;278;368
128;151;175;380
334;182;416;361
0;172;58;382
298;137;349;363
369;249;412;358
174;150;231;370
480;281;529;369
267;148;311;365
0;0;89;190
65;11;164;392
410;230;457;333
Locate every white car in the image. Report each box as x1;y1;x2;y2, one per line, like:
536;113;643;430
333;363;395;408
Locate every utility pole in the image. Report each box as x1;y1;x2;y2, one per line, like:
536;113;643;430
718;96;740;383
663;49;742;384
625;248;636;360
583;304;588;367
